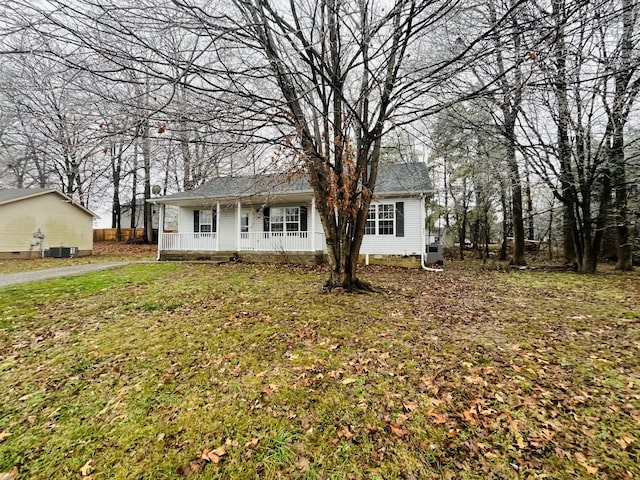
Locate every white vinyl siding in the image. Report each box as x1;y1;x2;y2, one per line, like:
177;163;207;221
360;199;422;255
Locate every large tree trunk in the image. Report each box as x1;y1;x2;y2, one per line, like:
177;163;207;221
506;137;526;265
613;0;635;271
525;160;534;240
552;0;577;267
563;205;576;265
142;78;154;244
613;137;632;270
143;121;153;244
131;140;138;229
499;185;508;261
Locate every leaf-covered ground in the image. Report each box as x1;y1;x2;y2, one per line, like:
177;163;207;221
0;241;156;274
0;261;638;479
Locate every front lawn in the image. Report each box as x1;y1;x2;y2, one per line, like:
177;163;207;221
0;262;638;479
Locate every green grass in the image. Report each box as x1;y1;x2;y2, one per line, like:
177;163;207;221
1;262;639;479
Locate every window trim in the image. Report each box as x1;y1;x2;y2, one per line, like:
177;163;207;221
194;209;216;234
364;203;395;236
269;206;300;233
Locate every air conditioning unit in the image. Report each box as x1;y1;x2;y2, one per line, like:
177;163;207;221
45;247;78;258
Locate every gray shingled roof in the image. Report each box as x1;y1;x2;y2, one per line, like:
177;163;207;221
156;162;432;204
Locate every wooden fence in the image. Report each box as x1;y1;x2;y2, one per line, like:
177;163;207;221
93;228;146;242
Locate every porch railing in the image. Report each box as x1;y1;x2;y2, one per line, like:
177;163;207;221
160;232;217;251
160;232;325;252
239;232;325;252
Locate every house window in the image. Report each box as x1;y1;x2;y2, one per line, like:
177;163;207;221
378;204;395;235
241;213;249;239
364;203;395;235
365;206;376;235
285;207;300;232
263;206;308;235
194;209;216;234
270;208;284;232
270;207;299;233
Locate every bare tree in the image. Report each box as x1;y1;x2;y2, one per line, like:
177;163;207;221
524;0;639;272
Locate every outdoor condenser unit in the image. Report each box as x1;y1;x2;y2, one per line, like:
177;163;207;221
45;247;78;258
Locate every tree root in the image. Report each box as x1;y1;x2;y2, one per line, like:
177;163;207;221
323;277;382;293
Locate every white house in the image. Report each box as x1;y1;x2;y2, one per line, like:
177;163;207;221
151;163;435;264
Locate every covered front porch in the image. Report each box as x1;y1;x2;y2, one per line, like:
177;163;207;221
158;231;327;253
155;193;328;261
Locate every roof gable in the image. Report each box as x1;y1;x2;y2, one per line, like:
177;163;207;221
0;188;97;217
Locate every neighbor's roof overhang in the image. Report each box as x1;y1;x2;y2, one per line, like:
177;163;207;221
0;188;98;217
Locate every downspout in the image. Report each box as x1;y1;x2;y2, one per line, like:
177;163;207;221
420;193;443;272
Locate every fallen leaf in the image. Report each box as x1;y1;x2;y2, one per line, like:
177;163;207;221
297;456;310;471
616;434;633;449
341;378;357;385
244;437;260;448
427;410;449;424
301;417;311;431
403;401;419;412
177;459;203;476
80;459;96;476
0;432;10;443
463;409;477;425
0;468;19;480
202;445;227;464
365;423;379;433
575;452;598;474
261;385;276;397
389;422;408;437
338;427;354;439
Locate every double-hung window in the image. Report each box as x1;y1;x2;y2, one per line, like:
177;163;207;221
365;206;376;235
240;213;249;239
378;204;395;235
270;208;285;233
365;203;395;235
194;209;216;235
364;202;403;236
285;207;300;234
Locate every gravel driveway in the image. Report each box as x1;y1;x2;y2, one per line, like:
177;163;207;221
0;262;130;288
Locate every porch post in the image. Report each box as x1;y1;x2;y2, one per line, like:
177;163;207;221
216;201;220;251
237;200;242;251
310;197;316;251
156;203;164;261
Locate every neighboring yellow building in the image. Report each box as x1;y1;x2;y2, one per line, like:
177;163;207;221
0;188;96;259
